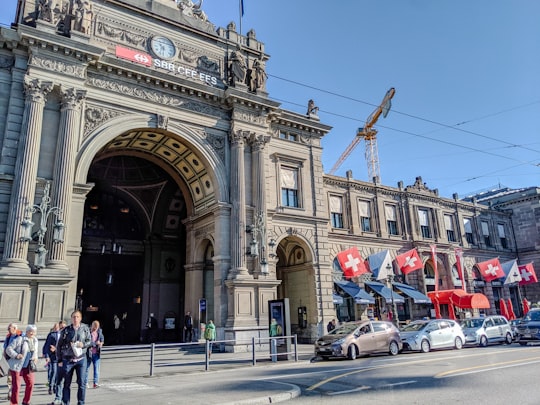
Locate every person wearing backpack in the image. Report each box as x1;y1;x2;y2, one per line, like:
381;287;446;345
204;320;216;358
5;324;39;405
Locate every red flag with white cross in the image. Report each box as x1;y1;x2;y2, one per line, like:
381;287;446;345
477;258;504;282
395;248;423;275
336;247;368;279
518;263;538;285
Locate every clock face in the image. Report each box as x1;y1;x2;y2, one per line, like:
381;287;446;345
150;36;176;60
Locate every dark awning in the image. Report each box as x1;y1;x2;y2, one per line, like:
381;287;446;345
393;282;432;304
364;281;405;304
334;280;375;304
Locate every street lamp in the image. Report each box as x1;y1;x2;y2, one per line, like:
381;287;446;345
20;182;64;272
386;263;399;327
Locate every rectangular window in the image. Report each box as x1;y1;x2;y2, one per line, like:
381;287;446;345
418;208;431;238
463;218;474;244
444;214;456;242
329;196;344;229
279;131;298;142
498;224;508;249
481;221;492;247
358;200;372;232
280;167;299;208
385;205;398;235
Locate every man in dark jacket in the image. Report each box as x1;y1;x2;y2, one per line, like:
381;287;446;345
184;311;193;343
56;311;91;405
43;321;66;395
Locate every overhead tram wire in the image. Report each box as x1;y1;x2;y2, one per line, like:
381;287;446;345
268;74;540;155
272;96;540;170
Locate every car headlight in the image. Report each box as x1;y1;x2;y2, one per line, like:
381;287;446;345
333;338;346;346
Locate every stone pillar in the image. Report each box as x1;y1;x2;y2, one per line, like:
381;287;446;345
228;129;249;278
0;77;53;271
48;87;86;270
249;133;270;275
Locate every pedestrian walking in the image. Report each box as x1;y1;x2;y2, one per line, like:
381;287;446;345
184;311;193;342
57;310;91;405
204;320;216;358
3;323;21;401
5;324;39;405
85;320;104;388
327;319;336;333
47;320;67;405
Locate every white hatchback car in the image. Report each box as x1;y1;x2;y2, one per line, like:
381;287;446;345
460;315;513;346
400;319;465;353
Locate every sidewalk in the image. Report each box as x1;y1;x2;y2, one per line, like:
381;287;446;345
3;344;315;404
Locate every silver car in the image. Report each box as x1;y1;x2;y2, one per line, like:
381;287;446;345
314;320;403;360
460;316;513;346
400;319;465;353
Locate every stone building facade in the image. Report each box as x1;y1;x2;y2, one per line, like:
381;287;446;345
0;0;534;344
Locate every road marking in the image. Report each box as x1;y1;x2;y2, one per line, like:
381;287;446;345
435;356;540;378
306;346;540;391
328;385;371;395
380;380;417;387
105;382;154;392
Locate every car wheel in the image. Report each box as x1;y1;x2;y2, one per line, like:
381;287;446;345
420;339;430;353
454;337;463;350
504;333;513;344
479;335;488;347
388;340;399;356
347;345;357;360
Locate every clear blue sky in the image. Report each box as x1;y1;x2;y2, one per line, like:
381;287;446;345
2;1;539;198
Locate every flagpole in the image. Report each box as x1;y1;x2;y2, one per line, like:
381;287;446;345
239;0;244;36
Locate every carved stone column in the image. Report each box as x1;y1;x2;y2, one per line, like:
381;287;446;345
0;77;53;271
48;87;86;270
228;129;249;278
249;133;271;275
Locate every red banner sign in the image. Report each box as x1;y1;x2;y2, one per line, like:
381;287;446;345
115;46;152;67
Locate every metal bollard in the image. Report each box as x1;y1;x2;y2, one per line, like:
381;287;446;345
150;343;155;376
270;338;277;362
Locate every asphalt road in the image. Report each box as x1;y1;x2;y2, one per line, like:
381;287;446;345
3;343;539;404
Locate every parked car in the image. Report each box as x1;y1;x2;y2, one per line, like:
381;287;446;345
509;318;521;341
459;315;513;346
515;308;540;345
314;320;403;360
400;319;465;353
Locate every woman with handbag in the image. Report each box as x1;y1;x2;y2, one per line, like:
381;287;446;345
5;324;38;405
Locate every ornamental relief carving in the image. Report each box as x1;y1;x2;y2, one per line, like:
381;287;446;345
205;133;225;162
232;110;267;126
83;105;125;138
96;21;146;47
29;54;86;79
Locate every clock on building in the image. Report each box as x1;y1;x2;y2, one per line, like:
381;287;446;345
150;36;176;59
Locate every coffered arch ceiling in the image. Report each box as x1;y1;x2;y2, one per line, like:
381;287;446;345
96;129;216;211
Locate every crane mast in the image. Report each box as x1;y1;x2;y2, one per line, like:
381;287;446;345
329;88;395;181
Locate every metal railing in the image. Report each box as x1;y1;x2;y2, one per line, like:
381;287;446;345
101;334;299;376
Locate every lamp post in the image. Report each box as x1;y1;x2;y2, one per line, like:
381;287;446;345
386;263;399;327
20;182;64;273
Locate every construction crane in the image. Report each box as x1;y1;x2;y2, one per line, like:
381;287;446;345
329;88;395;181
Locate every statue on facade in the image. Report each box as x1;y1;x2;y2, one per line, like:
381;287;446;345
248;58;267;92
37;0;55;24
229;50;246;86
178;0;207;22
71;0;92;34
307;99;319;116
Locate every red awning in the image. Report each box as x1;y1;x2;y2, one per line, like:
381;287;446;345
428;289;490;309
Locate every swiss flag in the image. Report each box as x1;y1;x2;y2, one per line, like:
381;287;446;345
519;263;538;285
477;258;504;282
337;247;368;279
395;249;423;275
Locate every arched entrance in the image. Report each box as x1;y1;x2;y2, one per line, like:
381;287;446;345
76;125;225;343
274;235;317;342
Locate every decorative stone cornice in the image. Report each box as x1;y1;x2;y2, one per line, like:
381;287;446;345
29;53;86;79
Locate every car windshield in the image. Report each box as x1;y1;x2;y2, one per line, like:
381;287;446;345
329;323;362;335
460;319;484;328
401;322;427;332
523;311;540;322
